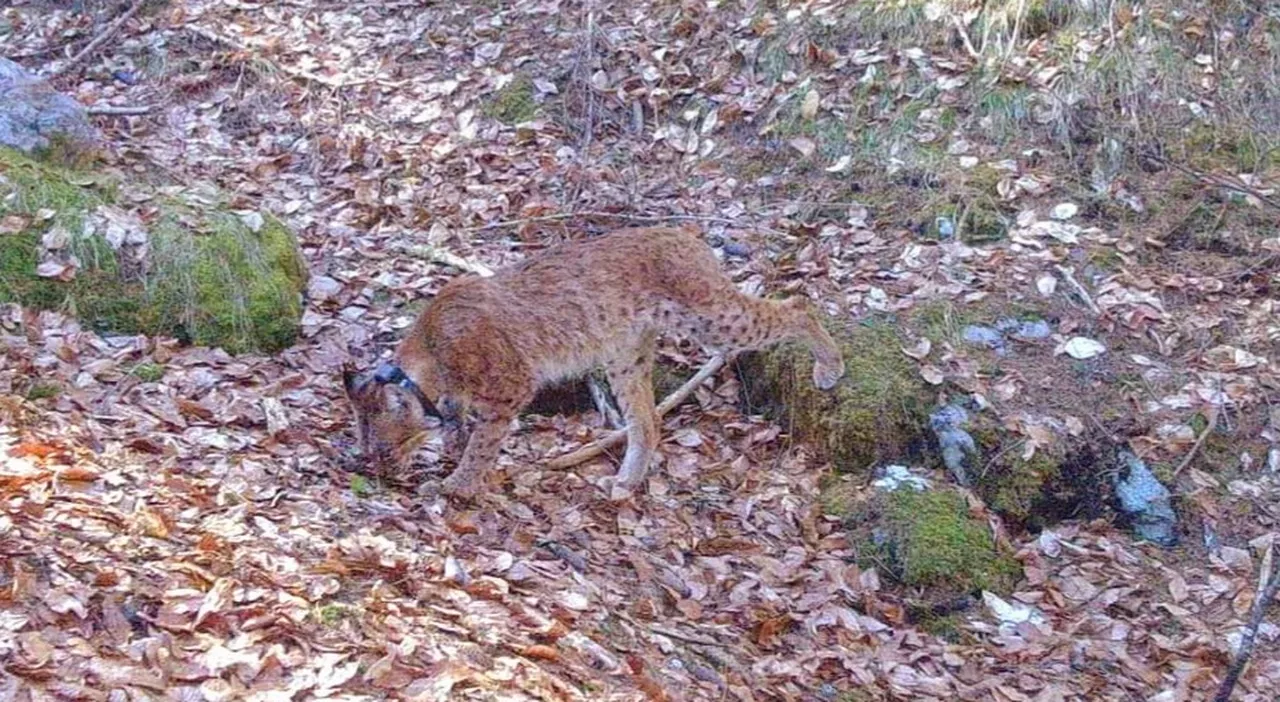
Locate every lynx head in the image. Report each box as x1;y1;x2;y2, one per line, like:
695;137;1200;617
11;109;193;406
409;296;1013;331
342;361;435;473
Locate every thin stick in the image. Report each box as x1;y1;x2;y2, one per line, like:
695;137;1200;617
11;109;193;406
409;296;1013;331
182;24;375;89
951;16;980;59
466;211;785;236
547;355;726;469
587;375;624;430
1213;540;1280;702
86;104;153;116
398;244;495;277
1144;150;1280;212
1174;405;1220;477
50;0;145;79
580;0;597;157
1054;264;1103;316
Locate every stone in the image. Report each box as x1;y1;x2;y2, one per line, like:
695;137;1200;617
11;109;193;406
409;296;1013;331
0;58;100;159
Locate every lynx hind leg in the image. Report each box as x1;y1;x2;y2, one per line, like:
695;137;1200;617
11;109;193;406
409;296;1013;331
603;334;659;499
685;293;845;391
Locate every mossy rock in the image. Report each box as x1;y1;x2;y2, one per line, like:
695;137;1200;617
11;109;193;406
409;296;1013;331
739;317;935;474
982;449;1065;530
839;485;1022;600
0;148;307;354
967;419;1111;531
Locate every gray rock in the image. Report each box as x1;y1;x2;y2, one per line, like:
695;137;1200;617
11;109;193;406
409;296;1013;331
872;464;932;492
930;404;978;486
1114;450;1178;547
962;324;1006;353
0;57;100;156
934;216;955;239
994;317;1052;340
1012;319;1052;340
307;275;343;302
966;319;1051;354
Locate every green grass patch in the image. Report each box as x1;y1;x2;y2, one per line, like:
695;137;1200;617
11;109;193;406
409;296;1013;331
25;381;60;401
349;474;375;498
129;362;165;383
485;75;539;125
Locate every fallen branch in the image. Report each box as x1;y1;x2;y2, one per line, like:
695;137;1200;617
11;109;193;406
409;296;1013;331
950;15;981;58
398;244;495;277
547;355;727;469
1143;150;1280;212
50;0;145;79
1213;538;1280;702
587;375;624;429
1173;405;1220;477
86;104;153;116
1054;264;1102;316
466;211;786;237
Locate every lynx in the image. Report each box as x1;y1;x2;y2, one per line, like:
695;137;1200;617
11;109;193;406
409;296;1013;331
342;226;845;500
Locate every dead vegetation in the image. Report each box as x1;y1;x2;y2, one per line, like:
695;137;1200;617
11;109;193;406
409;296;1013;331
2;0;1280;699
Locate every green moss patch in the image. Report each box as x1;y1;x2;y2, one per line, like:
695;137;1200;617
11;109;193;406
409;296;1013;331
0;148;306;354
984;450;1064;529
884;489;1021;592
740;317;935;474
839;486;1021;599
485;75;539;125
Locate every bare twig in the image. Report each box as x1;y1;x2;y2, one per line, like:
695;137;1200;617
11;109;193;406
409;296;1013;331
1213;539;1280;702
1054;265;1103;316
1144;150;1280;212
1174;405;1220;477
398;244;495;277
49;0;145;79
950;15;981;59
648;624;728;648
547;355;727;469
580;0;597;157
466;211;785;236
182;24;375;89
614;610;728;648
86;104;153;116
587;375;624;429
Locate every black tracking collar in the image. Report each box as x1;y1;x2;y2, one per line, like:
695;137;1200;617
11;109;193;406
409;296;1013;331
372;361;457;427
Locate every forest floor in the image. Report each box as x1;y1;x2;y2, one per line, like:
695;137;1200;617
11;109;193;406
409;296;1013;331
2;0;1280;700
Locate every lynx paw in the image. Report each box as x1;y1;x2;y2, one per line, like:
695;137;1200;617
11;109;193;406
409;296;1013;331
600;475;639;502
813;360;845;391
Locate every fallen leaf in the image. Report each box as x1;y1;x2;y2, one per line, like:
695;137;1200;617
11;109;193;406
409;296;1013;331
1050;202;1079;220
521;644;560;662
1058;337;1106;359
800;88;820;119
788;137;816;158
901;338;932;360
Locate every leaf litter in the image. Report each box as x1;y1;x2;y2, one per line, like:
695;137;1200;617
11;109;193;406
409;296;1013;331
3;0;1280;700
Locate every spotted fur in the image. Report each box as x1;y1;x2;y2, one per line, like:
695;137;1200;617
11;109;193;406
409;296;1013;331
343;226;845;499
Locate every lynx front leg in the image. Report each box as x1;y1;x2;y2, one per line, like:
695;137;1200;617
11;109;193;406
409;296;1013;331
604;333;659;500
440;411;513;499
